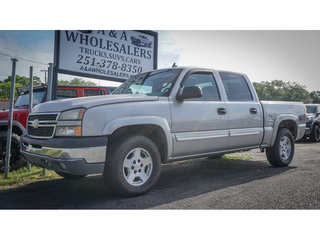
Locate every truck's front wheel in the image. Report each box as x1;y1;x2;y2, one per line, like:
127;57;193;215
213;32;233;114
266;128;294;167
104;134;161;197
0;131;25;172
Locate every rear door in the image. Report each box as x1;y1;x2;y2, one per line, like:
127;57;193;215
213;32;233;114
219;72;263;149
170;70;229;157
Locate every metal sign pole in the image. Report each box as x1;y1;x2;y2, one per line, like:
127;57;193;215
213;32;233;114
47;63;53;101
4;58;18;179
41;63;53;176
27;66;33;171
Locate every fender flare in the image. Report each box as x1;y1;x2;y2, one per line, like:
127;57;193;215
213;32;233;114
0;120;26;134
102;116;173;159
270;114;299;146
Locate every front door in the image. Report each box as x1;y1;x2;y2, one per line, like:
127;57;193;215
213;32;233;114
170;71;229;158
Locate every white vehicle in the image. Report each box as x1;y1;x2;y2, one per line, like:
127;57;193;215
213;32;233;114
21;67;307;197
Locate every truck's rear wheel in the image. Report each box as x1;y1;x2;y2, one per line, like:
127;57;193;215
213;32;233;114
266;128;294;167
0;131;25;172
310;125;320;142
104;134;161;197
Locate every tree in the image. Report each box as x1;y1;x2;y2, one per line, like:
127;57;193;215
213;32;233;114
253;80;312;103
58;78;96;86
310;91;320;103
0;82;23;99
2;75;41;86
0;75;42;100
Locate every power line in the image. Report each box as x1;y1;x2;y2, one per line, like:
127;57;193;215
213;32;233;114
0;52;49;66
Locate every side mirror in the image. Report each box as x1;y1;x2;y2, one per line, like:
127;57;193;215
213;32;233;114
316;112;320;117
176;86;202;101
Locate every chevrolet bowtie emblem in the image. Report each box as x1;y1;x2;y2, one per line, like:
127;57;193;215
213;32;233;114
31;119;39;128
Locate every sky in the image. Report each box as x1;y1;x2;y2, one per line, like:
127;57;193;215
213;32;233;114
158;30;320;91
0;30;319;91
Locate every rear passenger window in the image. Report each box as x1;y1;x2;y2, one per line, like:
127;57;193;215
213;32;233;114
83;89;105;97
57;89;77;99
220;72;253;101
183;73;220;101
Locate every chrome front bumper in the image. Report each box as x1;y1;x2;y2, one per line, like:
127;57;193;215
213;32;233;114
20;134;107;175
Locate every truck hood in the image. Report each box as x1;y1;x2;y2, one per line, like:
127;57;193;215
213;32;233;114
32;94;159;113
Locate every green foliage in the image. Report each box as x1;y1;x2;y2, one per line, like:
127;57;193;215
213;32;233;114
310;91;320;103
3;75;41;86
58;78;96;86
0;75;42;100
0;82;23;99
0;166;61;191
0;75;96;100
253;80;312;103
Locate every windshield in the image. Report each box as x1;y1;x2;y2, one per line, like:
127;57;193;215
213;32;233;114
14;90;46;108
112;69;182;96
306;106;317;114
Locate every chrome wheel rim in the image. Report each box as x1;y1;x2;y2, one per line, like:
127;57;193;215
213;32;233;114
279;136;291;160
123;148;153;186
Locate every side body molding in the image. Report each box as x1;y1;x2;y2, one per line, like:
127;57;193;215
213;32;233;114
102;116;173;159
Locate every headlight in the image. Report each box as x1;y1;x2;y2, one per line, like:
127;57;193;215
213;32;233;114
56;108;86;137
59;108;86;120
56;126;82;136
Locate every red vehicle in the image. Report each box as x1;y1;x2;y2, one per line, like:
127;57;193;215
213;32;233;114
0;84;116;172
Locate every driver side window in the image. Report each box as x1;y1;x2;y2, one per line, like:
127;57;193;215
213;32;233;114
183;73;220;101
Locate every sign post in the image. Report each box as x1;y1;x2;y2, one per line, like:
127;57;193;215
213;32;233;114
27;66;33;171
4;58;18;179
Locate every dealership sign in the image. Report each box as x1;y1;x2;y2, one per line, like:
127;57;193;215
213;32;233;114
54;30;158;82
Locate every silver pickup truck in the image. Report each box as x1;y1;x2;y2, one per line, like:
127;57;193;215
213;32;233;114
20;67;306;197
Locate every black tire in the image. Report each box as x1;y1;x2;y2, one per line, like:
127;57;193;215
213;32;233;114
103;134;161;197
0;131;25;172
310;125;320;142
55;171;87;179
266;128;295;167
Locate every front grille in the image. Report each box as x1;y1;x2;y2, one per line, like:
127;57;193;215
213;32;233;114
27;126;55;138
27;113;60;138
28;114;58;122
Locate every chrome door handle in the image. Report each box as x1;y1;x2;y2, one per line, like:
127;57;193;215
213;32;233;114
250;108;258;114
217;108;227;115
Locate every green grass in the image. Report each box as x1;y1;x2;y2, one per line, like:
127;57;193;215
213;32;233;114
0;166;61;191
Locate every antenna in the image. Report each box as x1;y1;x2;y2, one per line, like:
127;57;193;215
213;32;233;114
172;63;178;67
